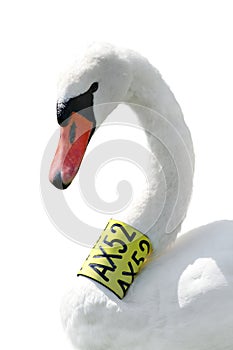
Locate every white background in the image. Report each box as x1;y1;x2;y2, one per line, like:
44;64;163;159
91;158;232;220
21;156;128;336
0;1;233;349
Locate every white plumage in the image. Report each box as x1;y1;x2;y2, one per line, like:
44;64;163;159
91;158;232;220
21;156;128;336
57;43;233;349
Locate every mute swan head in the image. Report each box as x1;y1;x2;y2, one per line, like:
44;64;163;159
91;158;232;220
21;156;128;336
49;43;133;189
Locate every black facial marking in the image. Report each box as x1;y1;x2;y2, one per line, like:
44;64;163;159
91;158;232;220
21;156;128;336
69;121;76;144
57;82;99;126
88;126;96;143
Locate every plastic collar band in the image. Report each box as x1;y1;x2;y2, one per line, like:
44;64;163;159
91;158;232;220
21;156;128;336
77;219;153;299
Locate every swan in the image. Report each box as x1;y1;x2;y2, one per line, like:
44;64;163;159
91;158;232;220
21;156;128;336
49;43;233;349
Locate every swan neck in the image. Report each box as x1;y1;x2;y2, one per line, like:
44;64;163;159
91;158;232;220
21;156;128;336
114;59;194;254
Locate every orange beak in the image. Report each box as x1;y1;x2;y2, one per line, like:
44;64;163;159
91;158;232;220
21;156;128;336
49;112;94;189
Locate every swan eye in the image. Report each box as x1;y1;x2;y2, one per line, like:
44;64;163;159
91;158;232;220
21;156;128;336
89;82;99;93
57;83;99;126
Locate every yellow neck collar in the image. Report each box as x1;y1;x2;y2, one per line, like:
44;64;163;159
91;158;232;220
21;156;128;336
78;219;153;299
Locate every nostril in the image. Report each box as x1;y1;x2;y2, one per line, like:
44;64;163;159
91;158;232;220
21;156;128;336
52;171;70;190
69;121;77;144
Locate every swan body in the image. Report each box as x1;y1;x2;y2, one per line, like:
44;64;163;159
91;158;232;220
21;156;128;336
61;221;233;350
50;43;233;349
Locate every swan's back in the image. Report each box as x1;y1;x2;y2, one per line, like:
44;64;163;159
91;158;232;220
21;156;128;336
131;220;233;350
